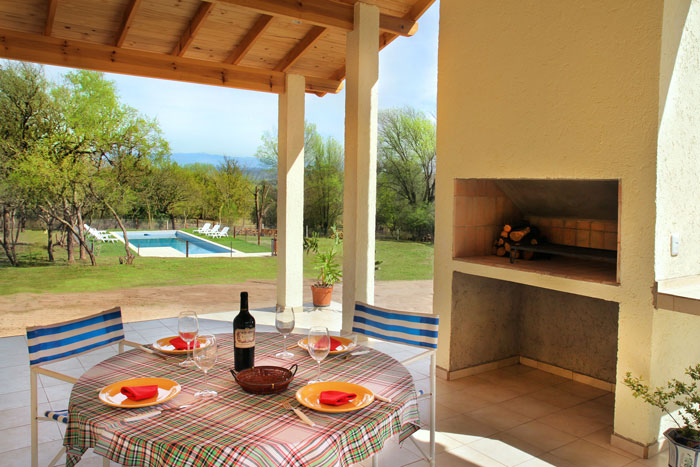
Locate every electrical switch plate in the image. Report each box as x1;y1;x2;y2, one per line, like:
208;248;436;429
671;234;679;256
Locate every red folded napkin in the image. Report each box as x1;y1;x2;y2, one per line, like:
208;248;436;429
319;390;357;406
120;385;158;401
170;336;200;350
330;337;344;351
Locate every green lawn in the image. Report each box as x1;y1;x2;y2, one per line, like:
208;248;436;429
181;228;271;253
0;230;433;295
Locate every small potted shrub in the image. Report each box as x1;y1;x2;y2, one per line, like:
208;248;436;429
624;364;700;466
311;227;342;307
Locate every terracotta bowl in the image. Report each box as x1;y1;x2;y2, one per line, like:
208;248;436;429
230;364;298;395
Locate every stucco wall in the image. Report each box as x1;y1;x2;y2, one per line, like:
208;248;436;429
436;0;664;446
655;0;700;281
518;287;619;382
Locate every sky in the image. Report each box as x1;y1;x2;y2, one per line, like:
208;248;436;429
41;2;439;158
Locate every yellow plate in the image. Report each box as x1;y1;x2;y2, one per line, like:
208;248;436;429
98;377;181;408
295;381;374;413
153;336;209;355
297;336;356;355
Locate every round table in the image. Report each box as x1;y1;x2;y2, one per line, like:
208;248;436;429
64;332;420;467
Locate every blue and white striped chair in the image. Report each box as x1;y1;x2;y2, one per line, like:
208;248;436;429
353;302;439;467
26;307;139;467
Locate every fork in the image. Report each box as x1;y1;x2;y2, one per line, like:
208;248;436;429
281;401;315;427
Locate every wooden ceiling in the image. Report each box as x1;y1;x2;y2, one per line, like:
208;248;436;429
0;0;435;95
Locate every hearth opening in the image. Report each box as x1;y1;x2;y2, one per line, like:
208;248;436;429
453;179;620;285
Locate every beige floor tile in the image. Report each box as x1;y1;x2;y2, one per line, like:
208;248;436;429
0;439;66;467
566;400;614;425
557;381;610;401
0;388;47;410
538;408;609;438
534;452;578;467
469;436;536;466
515;457;559;466
44;383;74;402
528;386;588;409
498;395;561;419
437;444;507;466
407;428;469;455
582;426;638;461
521;370;570;387
0;403;51;430
500;365;537;377
0;422;63;452
373;436;422;466
625;448;669;467
469;404;533;432
550;439;634;467
437;413;500;446
592;392;615;407
458;382;522;404
419;400;461;424
436;389;492;414
504;421;577;452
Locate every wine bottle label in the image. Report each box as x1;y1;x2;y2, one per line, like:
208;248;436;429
235;328;255;348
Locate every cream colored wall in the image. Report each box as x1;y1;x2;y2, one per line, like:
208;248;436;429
436;0;664;446
655;0;700;282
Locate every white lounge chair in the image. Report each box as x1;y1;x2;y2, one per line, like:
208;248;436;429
207;224;221;236
90;229;117;243
194;222;211;234
211;226;229;238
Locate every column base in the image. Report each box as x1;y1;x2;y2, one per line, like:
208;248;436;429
610;432;661;459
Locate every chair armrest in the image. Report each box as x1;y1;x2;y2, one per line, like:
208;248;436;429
33;366;79;385
121;340;142;349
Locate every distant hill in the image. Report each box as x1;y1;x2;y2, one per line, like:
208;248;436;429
171;153;264;169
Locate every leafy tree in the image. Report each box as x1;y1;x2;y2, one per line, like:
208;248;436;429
213;157;251;227
250;181;272;244
304;135;343;235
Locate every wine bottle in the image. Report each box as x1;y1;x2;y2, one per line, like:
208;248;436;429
233;291;255;371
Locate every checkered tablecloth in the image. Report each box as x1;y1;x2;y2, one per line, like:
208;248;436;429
64;332;420;466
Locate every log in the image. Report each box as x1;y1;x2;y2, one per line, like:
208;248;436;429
500;230;508;238
504;242;511;253
496;247;506;256
497;238;505;246
503;224;512;233
509;227;531;242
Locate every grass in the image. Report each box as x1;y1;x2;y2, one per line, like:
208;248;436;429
0;230;433;295
180;228;271;253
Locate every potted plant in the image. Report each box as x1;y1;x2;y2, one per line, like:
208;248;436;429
624;364;700;466
311;227;342;307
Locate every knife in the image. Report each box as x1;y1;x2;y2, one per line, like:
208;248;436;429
342;350;370;360
137;345;168;360
123;404;194;422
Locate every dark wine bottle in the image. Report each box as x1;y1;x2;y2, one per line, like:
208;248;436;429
233;291;255;371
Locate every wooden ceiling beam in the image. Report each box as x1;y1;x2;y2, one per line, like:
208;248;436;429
115;0;142;47
172;2;215;57
0;28;342;95
225;14;273;65
205;0;417;37
274;25;326;72
44;0;58;36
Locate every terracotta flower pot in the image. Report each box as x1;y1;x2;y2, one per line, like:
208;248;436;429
311;284;333;307
665;428;700;467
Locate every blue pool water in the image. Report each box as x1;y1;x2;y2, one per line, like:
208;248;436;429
113;231;231;255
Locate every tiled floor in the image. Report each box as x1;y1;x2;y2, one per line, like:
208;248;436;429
0;317;670;466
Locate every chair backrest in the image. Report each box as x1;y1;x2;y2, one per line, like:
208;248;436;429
26;307;125;367
210;224;220;232
201;223;211;230
353;302;439;349
219;226;229;235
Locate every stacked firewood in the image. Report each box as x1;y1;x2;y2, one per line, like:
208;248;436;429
492;223;543;260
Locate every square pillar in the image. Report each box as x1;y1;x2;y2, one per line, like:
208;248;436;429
277;73;305;312
342;2;379;332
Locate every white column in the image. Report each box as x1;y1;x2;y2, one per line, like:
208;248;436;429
343;2;379;332
277;73;305;312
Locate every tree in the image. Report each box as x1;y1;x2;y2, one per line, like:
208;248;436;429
212;157;251;227
304;135;343;235
251;181;272;244
0;62;54;266
377;107;437;239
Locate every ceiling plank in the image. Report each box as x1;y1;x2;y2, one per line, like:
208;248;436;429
0;28;342;94
274;25;326;72
44;0;58;36
172;2;215;57
115;0;142;48
225;14;273;65
205;0;416;37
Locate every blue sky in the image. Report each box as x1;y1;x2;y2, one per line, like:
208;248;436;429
42;2;439;158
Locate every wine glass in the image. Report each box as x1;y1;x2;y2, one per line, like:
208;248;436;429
193;334;218;398
178;311;199;367
274;306;295;359
307;326;330;384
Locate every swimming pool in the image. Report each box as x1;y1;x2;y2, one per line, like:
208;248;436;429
112;231;236;257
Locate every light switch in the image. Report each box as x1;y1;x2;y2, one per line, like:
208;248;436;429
671;234;680;256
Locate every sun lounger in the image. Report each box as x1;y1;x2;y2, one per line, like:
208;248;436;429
207;224;221;236
211;226;229;238
194;222;211;234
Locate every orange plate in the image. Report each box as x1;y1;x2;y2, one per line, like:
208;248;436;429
98;377;181;408
295;381;374;413
153;336;209;355
298;336;356;355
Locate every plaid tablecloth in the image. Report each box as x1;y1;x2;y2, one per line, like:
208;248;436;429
64;332;420;466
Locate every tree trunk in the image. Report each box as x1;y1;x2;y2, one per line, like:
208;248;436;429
1;207;19;266
47;221;55;262
103;200;134;264
66;225;75;263
169;214;176;231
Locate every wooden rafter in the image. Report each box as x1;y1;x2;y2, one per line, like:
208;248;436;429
0;28;343;95
206;0;417;37
115;0;142;47
172;2;215;57
225;14;273;65
44;0;58;36
274;25;326;72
